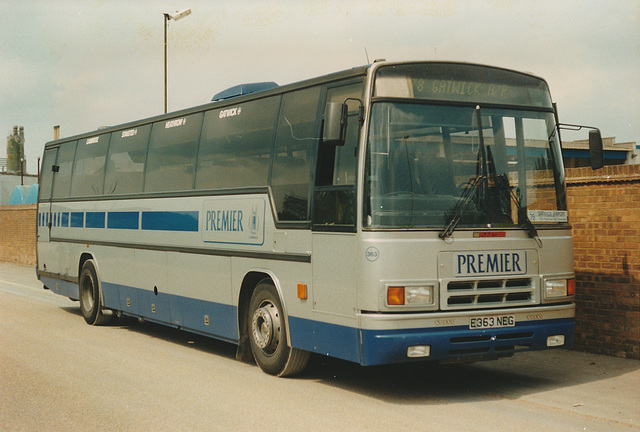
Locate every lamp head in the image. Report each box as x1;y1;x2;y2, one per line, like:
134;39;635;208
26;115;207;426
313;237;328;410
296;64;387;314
168;8;191;21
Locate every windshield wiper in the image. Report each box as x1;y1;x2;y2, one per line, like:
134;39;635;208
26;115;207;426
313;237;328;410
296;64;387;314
440;105;487;241
495;174;542;247
439;175;483;240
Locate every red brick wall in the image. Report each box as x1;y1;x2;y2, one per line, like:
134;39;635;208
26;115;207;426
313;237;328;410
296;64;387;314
566;165;640;359
0;204;37;266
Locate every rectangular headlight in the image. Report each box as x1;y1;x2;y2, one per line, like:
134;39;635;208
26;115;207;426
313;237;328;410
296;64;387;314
545;279;568;298
406;286;434;305
385;282;437;309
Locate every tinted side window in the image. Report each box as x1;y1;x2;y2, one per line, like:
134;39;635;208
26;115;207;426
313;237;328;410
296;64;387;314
196;96;279;190
327;83;362;185
144;113;203;193
39;148;57;201
271;87;321;221
313;82;363;230
104;125;150;195
52;140;77;199
70;133;110;196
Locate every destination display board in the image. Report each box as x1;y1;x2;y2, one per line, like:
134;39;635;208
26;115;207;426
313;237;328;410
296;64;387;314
374;63;553;108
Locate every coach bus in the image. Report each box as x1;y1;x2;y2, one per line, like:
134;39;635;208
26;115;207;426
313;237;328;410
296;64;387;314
37;61;603;376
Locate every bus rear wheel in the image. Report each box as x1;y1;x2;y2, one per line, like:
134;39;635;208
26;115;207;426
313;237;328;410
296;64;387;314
247;280;309;377
79;259;113;326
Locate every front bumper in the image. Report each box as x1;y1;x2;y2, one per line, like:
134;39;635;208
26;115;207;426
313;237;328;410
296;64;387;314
358;304;574;366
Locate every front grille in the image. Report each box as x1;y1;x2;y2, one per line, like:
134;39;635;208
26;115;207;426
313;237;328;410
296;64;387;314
442;277;536;310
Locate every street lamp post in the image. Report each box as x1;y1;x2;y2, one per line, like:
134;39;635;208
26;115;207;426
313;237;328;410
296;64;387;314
164;8;192;113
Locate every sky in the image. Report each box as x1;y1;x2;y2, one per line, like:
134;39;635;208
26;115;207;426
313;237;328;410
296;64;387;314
2;0;639;174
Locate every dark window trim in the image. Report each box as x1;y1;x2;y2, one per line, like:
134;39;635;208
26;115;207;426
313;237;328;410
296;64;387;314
48;237;311;263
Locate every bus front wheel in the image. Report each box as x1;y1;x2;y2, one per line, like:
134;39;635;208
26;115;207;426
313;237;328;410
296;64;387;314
79;259;113;326
247;280;309;377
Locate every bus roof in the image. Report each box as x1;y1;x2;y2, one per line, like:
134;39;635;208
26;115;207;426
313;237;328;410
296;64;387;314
43;61;547;148
44;64;371;148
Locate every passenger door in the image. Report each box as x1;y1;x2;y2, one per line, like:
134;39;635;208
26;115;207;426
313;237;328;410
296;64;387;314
311;82;363;318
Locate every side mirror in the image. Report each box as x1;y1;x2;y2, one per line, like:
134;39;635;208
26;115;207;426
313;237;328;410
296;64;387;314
322;102;348;146
589;129;604;170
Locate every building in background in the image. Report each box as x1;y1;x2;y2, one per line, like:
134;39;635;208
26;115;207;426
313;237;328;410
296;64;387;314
562;137;638;168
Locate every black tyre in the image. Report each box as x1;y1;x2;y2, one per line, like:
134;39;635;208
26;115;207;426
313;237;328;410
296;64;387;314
79;259;113;326
247;280;309;377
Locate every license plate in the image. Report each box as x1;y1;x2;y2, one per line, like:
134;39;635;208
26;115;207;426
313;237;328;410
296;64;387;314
469;315;515;329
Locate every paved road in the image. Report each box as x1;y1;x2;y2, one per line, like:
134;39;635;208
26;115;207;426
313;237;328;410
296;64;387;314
1;262;638;432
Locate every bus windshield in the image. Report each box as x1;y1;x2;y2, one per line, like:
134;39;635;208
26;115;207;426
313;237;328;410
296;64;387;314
365;100;567;230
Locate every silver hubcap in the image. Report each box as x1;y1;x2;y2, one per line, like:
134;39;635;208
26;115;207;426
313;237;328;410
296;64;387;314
251;302;281;353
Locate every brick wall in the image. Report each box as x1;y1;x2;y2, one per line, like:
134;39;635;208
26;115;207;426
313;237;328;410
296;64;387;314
0;204;37;266
566;164;640;359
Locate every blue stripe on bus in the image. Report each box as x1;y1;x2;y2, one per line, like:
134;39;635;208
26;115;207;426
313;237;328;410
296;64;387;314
38;273;575;367
288;316;361;364
101;281;238;342
43;210;202;232
107;211;140;230
70;212;84;228
61;212;69;227
141;211;199;232
39;275;79;300
85;212;106;228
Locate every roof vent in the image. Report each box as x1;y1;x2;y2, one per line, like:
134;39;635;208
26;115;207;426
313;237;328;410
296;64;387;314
212;82;278;101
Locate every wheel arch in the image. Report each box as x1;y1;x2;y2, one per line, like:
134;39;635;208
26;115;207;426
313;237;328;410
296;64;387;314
77;252;113;326
236;270;291;361
78;252;104;305
78;252;95;278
